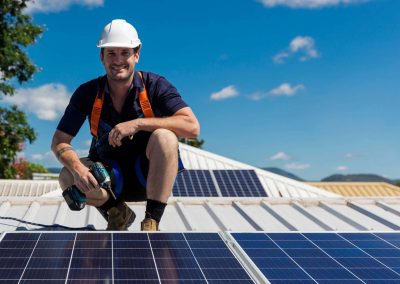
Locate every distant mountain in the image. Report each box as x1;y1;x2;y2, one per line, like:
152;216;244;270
47;167;62;174
321;174;395;184
262;167;304;181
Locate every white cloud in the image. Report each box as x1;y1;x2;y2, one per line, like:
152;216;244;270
273;52;289;64
270;151;292;161
284;162;310;170
258;0;367;9
75;148;90;157
84;140;93;147
274;36;320;63
210;85;239;101
250;83;304;101
270;83;305;96
31;148;89;165
336;165;349;171
32;154;44;160
2;83;71;121
16;152;26;159
25;0;104;14
345;153;354;159
31;151;56;165
248;92;265;101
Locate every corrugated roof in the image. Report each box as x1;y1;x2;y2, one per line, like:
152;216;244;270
179;144;339;198
0;144;339;199
2;196;400;232
307;182;400;197
0;180;59;197
4;145;396;234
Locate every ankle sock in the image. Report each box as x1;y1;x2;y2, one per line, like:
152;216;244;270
98;196;118;212
145;199;167;223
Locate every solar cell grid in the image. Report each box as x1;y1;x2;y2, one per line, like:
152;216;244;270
232;232;400;283
173;170;219;197
213;170;267;197
0;232;253;283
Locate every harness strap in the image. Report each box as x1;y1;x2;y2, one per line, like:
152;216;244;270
89;71;154;138
138;71;155;118
90;78;104;138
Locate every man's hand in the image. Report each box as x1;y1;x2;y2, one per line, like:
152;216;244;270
108;120;141;147
72;164;100;194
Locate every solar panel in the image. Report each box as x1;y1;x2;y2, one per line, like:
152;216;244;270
232;232;400;283
213;170;267;197
173;170;219;197
0;232;254;282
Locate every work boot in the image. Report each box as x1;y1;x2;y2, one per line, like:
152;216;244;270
106;201;135;231
141;218;159;231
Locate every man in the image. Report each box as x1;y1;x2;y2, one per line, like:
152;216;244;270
51;19;200;231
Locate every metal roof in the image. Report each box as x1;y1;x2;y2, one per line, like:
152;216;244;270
0;144;339;199
1;196;400;232
0;180;59;197
307;182;400;197
179;144;338;198
1;144;395;234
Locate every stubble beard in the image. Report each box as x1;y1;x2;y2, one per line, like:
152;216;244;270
108;65;134;83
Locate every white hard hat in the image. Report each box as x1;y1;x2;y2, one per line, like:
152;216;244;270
97;19;141;48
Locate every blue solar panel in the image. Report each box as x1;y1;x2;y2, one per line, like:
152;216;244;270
232;232;400;283
173;170;219;197
0;232;253;282
213;170;267;197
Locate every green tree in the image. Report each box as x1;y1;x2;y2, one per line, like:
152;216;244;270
0;106;36;178
1;0;43;95
12;157;48;179
0;0;43;178
178;137;205;149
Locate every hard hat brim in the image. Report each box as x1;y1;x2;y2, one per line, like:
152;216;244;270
97;42;141;49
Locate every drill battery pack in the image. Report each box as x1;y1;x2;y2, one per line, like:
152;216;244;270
62;185;87;211
62;162;115;211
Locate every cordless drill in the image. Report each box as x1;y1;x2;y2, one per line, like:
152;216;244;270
62;162;114;211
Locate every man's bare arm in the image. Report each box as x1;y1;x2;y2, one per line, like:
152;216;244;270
51;130;98;192
137;107;200;137
51;130;83;172
108;107;200;146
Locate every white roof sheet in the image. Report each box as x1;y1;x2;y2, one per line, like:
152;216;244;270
1;197;400;232
0;144;338;199
1;144;383;234
0;180;59;197
179;144;339;198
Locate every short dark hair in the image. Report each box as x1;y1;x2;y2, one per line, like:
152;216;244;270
101;45;141;56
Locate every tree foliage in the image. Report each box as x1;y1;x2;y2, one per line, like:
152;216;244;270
0;0;43;95
12;157;48;179
178;137;204;149
0;106;36;178
0;0;42;178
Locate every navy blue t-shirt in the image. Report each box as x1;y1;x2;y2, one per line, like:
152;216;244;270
57;71;188;162
57;71;188;137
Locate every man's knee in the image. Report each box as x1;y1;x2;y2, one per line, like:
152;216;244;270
59;167;73;190
146;128;178;159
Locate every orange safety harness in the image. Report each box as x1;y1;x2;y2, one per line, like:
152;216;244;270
90;71;154;138
89;71;185;188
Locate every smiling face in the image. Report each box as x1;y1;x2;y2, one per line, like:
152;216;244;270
100;47;139;83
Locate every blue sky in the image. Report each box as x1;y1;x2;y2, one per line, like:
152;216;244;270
1;0;399;180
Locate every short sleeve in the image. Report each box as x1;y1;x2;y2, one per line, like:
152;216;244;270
149;75;188;116
56;80;97;136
